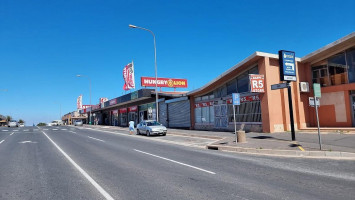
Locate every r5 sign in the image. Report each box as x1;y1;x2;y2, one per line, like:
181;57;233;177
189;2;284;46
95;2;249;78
249;74;265;93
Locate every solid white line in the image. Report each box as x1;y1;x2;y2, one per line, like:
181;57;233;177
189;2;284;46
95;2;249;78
41;131;114;200
10;132;14;136
0;140;4;144
88;136;105;142
134;149;216;175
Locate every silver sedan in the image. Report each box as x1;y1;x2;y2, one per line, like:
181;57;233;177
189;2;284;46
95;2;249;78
136;120;167;136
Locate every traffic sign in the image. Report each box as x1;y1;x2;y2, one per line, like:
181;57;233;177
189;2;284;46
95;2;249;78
271;83;287;90
279;50;296;81
313;83;321;97
232;93;240;105
309;97;320;107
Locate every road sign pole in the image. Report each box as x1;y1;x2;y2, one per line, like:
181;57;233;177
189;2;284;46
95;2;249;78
233;104;237;142
314;97;322;150
287;81;296;141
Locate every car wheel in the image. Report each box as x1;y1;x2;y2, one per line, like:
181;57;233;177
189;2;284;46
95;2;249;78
146;130;150;137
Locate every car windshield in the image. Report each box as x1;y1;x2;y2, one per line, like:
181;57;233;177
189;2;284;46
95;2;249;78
10;120;17;122
146;121;161;126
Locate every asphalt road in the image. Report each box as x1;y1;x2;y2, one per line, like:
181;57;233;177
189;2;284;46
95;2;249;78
0;126;354;200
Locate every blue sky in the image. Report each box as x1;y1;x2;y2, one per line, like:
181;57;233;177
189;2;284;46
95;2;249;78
0;0;354;125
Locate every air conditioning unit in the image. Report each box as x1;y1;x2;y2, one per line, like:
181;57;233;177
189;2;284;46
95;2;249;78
300;82;309;92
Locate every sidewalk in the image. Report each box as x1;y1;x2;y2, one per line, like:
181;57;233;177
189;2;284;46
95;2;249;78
83;125;355;159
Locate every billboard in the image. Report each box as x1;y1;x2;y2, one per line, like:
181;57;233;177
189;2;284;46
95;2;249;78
123;62;135;90
77;95;82;110
249;74;265;93
279;50;296;81
141;77;188;88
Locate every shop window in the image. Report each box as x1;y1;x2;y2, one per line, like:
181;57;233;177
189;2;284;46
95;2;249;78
328;53;348;85
209;106;214;123
227;101;262;123
346;49;355;83
202;96;209;100
195;107;202;123
213;85;227;98
195;97;201;101
248;66;259;74
237;72;249;93
201;107;209;123
227;79;237;95
312;65;329;87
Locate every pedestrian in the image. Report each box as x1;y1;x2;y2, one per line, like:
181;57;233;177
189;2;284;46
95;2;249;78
129;120;135;135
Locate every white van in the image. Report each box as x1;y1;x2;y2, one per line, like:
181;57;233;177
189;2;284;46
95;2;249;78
51;120;63;126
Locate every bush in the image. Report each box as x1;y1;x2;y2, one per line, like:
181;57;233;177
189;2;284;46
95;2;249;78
37;122;47;126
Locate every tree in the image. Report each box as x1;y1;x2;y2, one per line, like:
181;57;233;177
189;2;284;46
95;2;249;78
37;122;47;126
6;115;12;122
18;119;25;123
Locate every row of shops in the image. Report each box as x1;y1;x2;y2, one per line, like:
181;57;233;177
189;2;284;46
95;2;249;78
78;32;355;133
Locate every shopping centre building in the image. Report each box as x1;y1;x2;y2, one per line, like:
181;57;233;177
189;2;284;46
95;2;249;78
75;32;355;133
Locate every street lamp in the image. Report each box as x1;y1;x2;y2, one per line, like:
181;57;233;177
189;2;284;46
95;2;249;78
129;24;159;122
76;74;92;125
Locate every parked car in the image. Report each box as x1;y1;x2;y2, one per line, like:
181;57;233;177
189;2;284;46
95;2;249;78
51;120;63;126
18;123;25;127
74;120;83;126
136;120;167;136
8;120;18;127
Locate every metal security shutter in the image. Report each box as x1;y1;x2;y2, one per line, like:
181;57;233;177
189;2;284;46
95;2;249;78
159;101;168;127
168;100;190;128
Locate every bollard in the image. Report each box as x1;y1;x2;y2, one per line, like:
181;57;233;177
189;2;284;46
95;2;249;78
237;130;246;143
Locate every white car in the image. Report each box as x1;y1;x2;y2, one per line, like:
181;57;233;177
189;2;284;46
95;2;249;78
51;120;63;126
8;120;18;127
74;120;83;126
18;123;25;127
136;120;167;136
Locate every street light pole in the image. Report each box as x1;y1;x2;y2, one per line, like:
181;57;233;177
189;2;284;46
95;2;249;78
129;24;159;122
77;75;92;125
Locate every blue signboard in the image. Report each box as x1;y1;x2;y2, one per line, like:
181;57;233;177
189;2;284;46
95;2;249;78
279;50;296;81
232;93;240;105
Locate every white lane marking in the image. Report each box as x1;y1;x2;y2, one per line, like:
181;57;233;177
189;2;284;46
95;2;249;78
88;136;105;142
23;130;29;132
61;129;67;130
134;149;216;175
34;129;39;131
41;131;114;200
19;141;37;144
10;132;14;136
69;131;77;134
43;129;49;130
2;130;9;132
24;129;29;131
52;129;58;131
0;140;4;144
13;130;19;132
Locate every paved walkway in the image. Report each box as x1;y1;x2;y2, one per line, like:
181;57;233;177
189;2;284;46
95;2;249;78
84;125;355;158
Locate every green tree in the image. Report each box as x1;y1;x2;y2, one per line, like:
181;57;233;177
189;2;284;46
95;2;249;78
6;115;12;122
37;122;47;126
18;119;25;123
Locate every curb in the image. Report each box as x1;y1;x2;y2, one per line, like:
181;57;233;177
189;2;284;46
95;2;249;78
206;144;355;159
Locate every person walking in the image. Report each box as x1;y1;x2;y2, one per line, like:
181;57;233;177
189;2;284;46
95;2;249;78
129;120;135;135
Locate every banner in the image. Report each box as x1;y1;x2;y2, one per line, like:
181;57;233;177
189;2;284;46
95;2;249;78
77;95;82;110
141;77;188;88
123;61;135;91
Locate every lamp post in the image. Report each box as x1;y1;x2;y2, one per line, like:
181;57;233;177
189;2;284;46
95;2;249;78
129;24;159;122
76;75;92;125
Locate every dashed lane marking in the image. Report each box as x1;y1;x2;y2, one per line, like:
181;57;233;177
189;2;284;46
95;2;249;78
13;130;19;132
40;130;115;200
61;129;67;131
0;140;4;144
10;132;14;136
134;149;216;175
88;136;105;142
43;129;49;130
2;130;9;132
52;129;58;131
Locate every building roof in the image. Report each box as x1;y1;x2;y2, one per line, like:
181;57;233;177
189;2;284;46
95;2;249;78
301;32;355;64
187;51;300;96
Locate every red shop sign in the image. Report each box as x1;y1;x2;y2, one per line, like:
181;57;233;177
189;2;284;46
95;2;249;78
141;77;188;88
109;99;117;106
227;94;260;104
195;101;214;108
119;108;127;113
249;74;265;93
128;106;138;112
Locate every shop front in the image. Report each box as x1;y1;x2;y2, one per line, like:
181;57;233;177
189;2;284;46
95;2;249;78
119;108;128;127
128;106;138;125
138;103;156;122
111;109;119;126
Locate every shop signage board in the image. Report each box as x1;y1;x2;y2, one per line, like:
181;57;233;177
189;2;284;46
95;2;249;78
141;77;188;88
312;83;322;150
279;50;296;81
109;99;117;106
112;110;118;114
195;101;214;108
249;74;265;93
128;106;138;112
119;108;127;113
227;94;260;104
271;83;287;90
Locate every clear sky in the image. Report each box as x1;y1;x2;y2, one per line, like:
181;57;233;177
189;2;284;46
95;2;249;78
0;0;354;125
